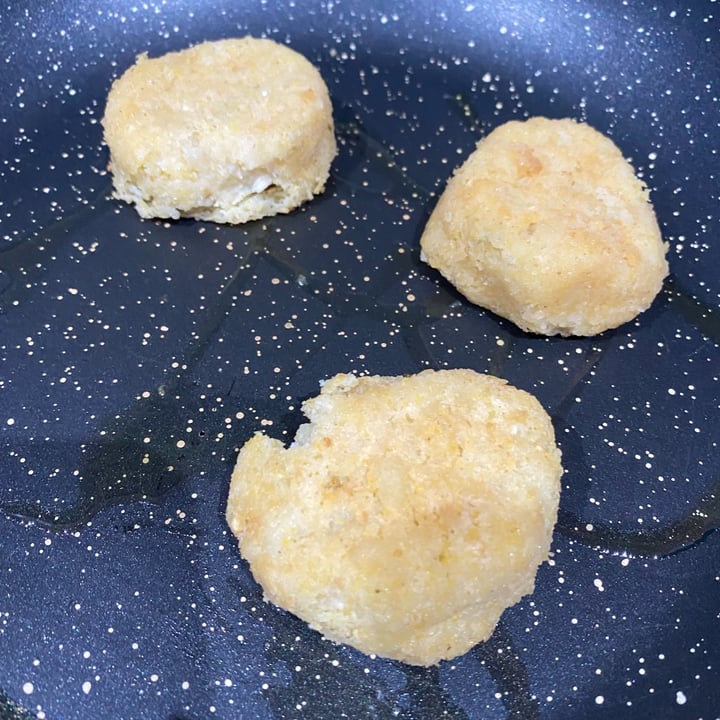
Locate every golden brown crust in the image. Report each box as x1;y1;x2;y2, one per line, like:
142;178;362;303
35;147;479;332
102;37;336;224
226;369;562;665
420;117;668;336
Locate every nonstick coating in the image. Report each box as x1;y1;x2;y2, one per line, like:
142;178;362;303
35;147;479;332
1;1;719;719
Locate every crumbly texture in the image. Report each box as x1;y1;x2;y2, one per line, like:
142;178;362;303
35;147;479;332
102;37;336;224
226;369;562;666
420;117;668;336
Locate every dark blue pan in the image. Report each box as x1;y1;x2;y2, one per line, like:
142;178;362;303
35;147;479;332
1;1;718;718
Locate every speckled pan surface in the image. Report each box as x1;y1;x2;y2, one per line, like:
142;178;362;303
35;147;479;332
0;1;718;718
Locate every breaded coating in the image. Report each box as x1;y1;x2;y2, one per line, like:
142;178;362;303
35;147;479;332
103;37;336;224
226;369;562;665
420;117;668;336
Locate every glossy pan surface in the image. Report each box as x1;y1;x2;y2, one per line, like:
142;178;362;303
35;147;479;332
1;1;718;718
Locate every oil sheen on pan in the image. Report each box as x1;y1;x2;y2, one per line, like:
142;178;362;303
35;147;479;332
0;1;719;719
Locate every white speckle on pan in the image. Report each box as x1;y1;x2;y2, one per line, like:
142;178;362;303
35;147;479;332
22;682;34;694
676;691;687;705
